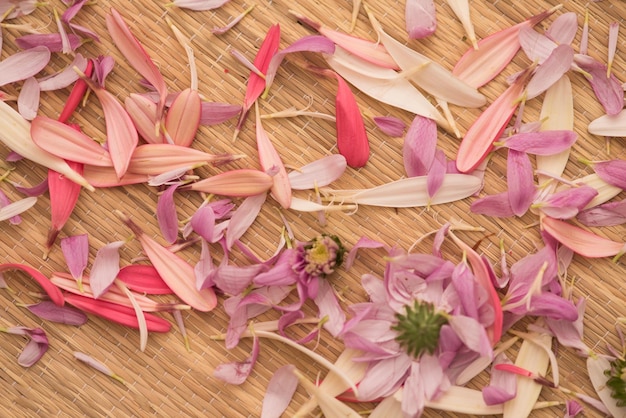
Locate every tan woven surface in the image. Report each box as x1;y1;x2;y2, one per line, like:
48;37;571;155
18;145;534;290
1;0;625;417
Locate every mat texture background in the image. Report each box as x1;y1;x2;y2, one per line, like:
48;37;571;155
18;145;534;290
1;0;625;417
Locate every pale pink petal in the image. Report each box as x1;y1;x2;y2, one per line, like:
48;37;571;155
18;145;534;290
447;315;492;357
314;279;345;337
526;44;574;100
519;26;557;64
607;22;619;76
213;335;259;385
18;330;48;367
592;159;626;190
471;192;514;217
0;196;37;222
500;130;577;155
171;0;230;11
261;364;298;418
253;249;298;287
402;362;426;417
194;239;215;289
545;12;578;45
225;193;267;249
60;234;89;281
0;46;50;87
373;116;406;137
210;6;254;35
74;352;124;382
287;155;347;190
93;55;115;88
61;0;88;23
211;263;265;296
190;206;217;243
10;178;48;197
427;149;447;198
23;301;88;326
17;77;39;120
37;53;87;91
156;184;180;244
89;240;125;298
405;0;436;39
507;149;535;217
404;115;437;177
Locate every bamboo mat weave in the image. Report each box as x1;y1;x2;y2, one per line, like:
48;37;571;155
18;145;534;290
1;0;626;417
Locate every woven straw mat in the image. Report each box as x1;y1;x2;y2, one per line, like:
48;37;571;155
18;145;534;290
1;0;625;417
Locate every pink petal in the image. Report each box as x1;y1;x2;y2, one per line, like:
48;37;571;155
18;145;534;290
592;159;626;189
0;46;50;87
156;184;180;244
405;0;437;39
190;206;218;243
541;216;626;258
11;178;49;197
507;149;535;217
427;149;447;198
255;106;291;208
37;53;87;91
447;315;492;357
17;77;40;120
482;353;517;405
314;279;345;337
0;190;23;225
288;155;347;190
15;34;81;52
261;365;298;418
200;102;241;125
545;12;578;45
89;240;125;298
60;234;89;281
575;55;624;116
17;329;49;367
471;192;515;217
519;25;557;64
577;200;626;227
23;301;88;326
117;264;173;295
93;55;116;88
210;6;253;35
225;193;267;249
404;115;437;177
500;130;577;155
373;116;406;137
608;22;619;76
525;44;574;100
213;335;260;385
539;186;598;219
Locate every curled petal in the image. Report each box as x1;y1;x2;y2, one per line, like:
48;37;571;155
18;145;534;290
0;263;64;306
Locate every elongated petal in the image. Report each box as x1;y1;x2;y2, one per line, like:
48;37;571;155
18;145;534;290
106;8;168;116
0;101;93;191
184;169;273;197
453;7;558;88
575;55;624;116
525;44;574;100
427;150;447;198
405;0;436;39
456;69;530;173
541;215;626;258
0;45;50;86
546;12;578;45
471;192;514;217
578;200;626;227
366;6;485;108
288;155;347;190
164;88;201;147
170;0;230;10
519;26;558;64
157;184;180;244
294;369;361;418
17;77;39;120
588;108;626;137
210;5;254;35
255;105;291;207
47;161;84;253
89;240;125;298
587;355;626;418
38;53;87;91
501;130;577;155
538;186;598;219
592;159;626;190
482;354;516;405
404;115;437;177
74;352;124;383
82;165;149;188
127;143;234;175
373;116;406;137
31;116;112;166
607;22;619;77
3;264;62;307
325;47;450;131
322;174;482;207
116;211;216;311
125;93;164;144
116;264;173;295
507;149;534;217
23;301;87;326
291;11;398;69
60;234;89;282
63;292;171;332
0;191;22;224
447;0;477;48
261;365;298;418
0;196;37;222
200;102;241;125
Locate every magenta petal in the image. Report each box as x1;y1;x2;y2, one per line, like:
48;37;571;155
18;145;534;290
592;159;626;190
501;130;577;155
345;236;386;270
427;149;447;198
5;327;49;367
89;240;125;298
156;184;180;245
253;249;298;287
11;178;49;197
373;116;406;137
526;44;574;100
24;301;88;326
539;186;598;219
61;0;88;22
261;365;298;418
15;34;81;53
575;55;624;116
93;55;116;88
60;234;89;281
405;0;436;39
213;335;259;385
471;192;515;217
403;115;437;177
190;205;217;243
200;102;242;125
0;46;50;87
577;199;626;227
507;149;535;217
